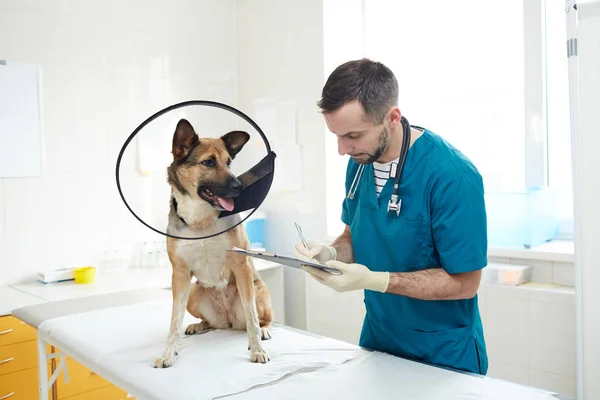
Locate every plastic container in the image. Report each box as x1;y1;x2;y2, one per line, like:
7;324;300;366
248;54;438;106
74;266;97;284
243;211;266;250
482;263;532;286
485;187;559;248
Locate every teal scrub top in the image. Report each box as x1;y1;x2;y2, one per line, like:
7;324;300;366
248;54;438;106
341;128;488;375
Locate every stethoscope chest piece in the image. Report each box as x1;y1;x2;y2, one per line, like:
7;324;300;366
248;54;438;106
387;194;401;216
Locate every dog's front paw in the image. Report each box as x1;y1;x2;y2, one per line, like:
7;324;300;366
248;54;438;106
153;348;178;368
185;321;213;335
249;346;270;364
260;327;272;340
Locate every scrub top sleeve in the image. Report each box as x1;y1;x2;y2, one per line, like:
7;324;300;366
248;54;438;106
431;171;488;274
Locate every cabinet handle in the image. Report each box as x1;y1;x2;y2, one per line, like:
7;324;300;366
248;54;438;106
0;357;14;365
0;329;13;335
0;392;14;399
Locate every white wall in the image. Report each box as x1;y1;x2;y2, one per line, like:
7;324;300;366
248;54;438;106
234;0;326;329
0;0;237;285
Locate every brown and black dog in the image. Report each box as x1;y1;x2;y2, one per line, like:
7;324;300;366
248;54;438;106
154;119;274;368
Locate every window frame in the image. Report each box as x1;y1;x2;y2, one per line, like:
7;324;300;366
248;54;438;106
528;0;575;239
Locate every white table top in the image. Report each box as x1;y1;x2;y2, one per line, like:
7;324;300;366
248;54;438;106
10;268;173;302
8;259;281;304
0;286;46;317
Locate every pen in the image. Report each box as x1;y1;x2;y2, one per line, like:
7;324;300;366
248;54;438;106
294;222;309;250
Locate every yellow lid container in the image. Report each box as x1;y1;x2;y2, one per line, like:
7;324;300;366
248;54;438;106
74;266;97;284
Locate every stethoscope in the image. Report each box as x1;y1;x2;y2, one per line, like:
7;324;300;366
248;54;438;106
347;116;412;217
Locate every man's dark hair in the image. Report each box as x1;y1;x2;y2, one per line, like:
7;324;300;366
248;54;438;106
317;58;399;124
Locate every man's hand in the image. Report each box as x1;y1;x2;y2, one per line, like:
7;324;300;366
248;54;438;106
293;240;337;264
302;260;390;293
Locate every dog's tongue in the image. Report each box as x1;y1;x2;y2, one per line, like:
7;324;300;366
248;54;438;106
216;197;235;211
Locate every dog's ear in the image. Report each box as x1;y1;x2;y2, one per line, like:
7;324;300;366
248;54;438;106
172;119;199;161
221;131;250;159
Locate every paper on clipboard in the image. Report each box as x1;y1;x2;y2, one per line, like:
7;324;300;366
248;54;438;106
228;247;341;275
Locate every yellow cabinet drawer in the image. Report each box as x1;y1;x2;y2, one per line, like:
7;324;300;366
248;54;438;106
0;340;38;376
62;384;134;400
0;316;36;347
57;357;111;399
0;367;40;399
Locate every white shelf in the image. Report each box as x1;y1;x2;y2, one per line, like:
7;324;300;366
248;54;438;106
488;240;575;263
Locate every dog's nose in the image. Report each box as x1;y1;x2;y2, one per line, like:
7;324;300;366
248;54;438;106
229;179;242;195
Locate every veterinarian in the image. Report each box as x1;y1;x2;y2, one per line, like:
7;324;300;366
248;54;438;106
293;58;488;375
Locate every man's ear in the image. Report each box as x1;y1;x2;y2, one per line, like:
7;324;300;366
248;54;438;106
387;106;402;129
172;119;199;161
221;130;250;159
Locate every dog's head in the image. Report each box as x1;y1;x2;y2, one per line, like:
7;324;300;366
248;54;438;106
167;119;250;212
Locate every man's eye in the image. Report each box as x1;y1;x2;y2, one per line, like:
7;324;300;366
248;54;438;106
201;159;215;167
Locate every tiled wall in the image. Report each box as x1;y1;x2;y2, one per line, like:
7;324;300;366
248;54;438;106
481;256;576;397
479;282;576;397
0;0;237;285
488;255;575;287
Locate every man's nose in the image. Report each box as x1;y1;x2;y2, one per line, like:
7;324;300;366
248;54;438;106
338;139;350;156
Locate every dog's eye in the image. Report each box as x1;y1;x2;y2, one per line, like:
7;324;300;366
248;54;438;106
201;158;215;167
227;159;232;167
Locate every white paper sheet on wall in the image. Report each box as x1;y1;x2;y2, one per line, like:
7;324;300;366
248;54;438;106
272;143;302;192
254;98;278;143
253;98;297;147
275;100;297;145
254;98;301;192
0;61;44;178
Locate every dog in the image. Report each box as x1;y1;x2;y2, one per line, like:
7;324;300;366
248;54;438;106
153;118;274;368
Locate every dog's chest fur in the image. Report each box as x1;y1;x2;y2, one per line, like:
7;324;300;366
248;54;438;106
176;237;233;289
170;194;243;290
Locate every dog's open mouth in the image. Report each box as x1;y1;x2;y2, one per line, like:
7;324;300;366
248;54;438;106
199;188;235;212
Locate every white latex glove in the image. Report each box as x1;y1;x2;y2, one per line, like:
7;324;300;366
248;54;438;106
292;240;337;264
302;260;390;293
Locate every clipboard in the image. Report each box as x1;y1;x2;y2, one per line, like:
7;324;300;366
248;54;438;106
228;247;341;275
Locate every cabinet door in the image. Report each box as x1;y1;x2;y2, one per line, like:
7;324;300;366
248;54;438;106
56;357;112;399
0;367;39;399
0;316;36;347
0;340;37;375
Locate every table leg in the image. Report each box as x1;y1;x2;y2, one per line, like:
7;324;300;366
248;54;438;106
38;337;49;400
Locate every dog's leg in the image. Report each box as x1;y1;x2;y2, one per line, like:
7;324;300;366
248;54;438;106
233;265;269;363
185;320;214;335
185;283;230;334
186;283;235;335
255;279;274;340
154;268;191;368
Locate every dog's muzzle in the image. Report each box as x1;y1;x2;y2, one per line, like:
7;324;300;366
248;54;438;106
218;151;276;218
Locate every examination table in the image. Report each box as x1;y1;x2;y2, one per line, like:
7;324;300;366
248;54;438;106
12;288;573;400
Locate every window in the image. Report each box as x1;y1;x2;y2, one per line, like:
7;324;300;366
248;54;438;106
324;0;574;241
